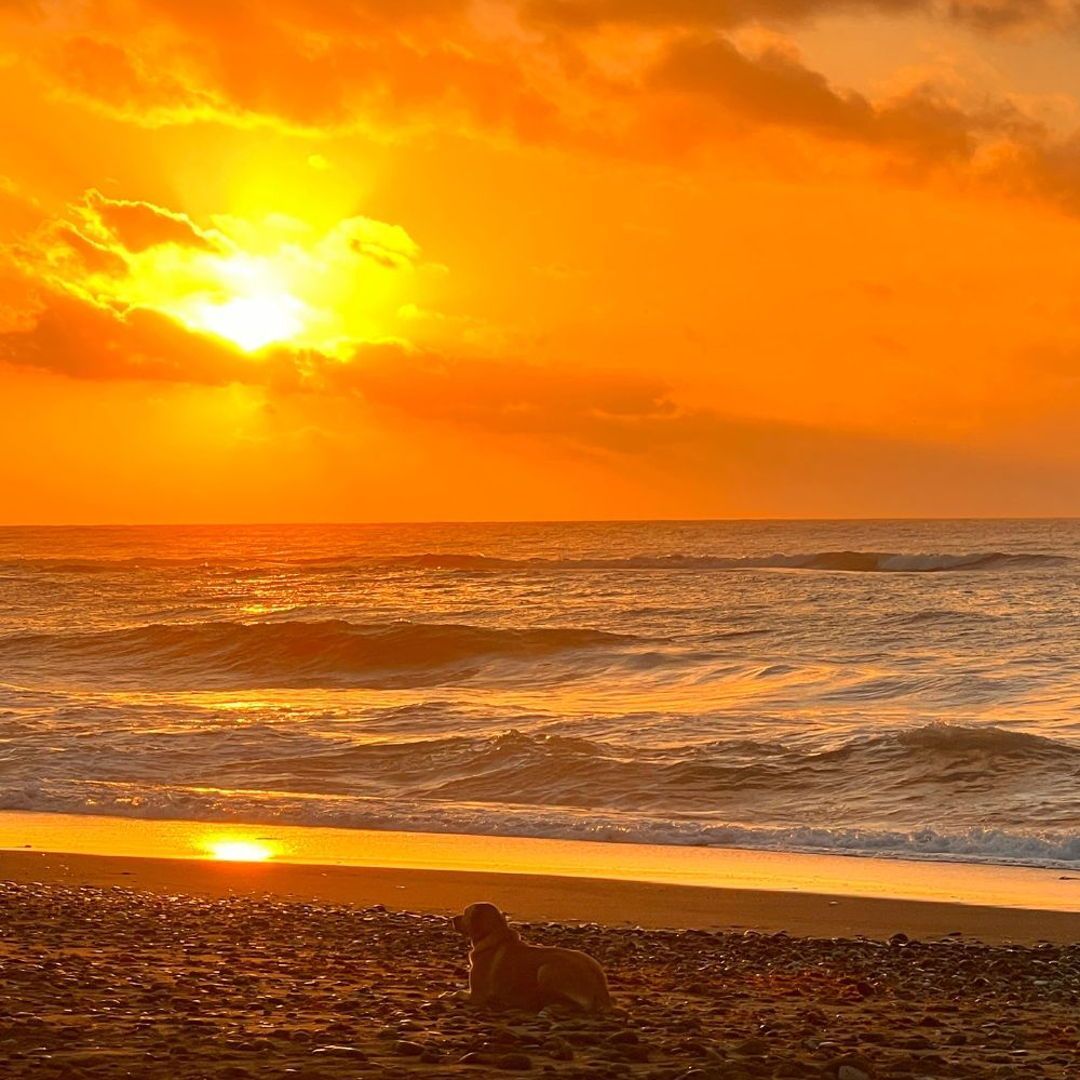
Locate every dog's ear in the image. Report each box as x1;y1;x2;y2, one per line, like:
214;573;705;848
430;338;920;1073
464;902;506;937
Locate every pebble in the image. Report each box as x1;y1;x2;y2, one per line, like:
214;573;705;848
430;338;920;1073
2;880;1077;1080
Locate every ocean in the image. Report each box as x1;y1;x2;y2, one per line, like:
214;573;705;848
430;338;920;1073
1;520;1078;868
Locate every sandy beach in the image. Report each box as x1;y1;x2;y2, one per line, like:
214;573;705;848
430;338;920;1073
3;845;1080;1079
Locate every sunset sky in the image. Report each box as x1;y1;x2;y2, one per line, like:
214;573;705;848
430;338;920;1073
2;0;1080;522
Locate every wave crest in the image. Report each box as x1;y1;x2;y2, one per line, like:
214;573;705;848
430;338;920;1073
2;549;1067;576
0;619;641;690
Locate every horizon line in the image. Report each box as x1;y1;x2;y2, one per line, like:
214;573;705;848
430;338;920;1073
2;515;1079;529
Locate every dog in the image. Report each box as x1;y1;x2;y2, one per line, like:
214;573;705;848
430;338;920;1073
449;902;611;1013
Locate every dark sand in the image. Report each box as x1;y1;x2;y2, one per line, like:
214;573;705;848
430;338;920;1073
6;849;1080;942
2;852;1079;1078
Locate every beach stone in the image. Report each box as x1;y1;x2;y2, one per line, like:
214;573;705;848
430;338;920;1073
498;1051;534;1070
837;1068;871;1080
543;1036;575;1061
736;1038;769;1057
824;1054;874;1079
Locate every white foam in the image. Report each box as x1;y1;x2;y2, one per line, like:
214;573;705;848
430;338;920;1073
4;781;1079;869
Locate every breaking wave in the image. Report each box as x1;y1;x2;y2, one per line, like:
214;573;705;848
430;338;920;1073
370;550;1068;573
0;619;643;690
0;549;1068;576
3;721;1079;867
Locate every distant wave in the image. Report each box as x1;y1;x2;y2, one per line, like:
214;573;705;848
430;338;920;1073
0;619;643;690
369;550;1069;574
1;549;1068;576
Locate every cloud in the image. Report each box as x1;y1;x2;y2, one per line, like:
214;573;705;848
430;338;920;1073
6;190;426;356
648;34;1029;160
4;245;1076;516
637;32;1080;217
83;191;219;254
25;1;558;139
524;0;1080;33
0;274;673;441
0;292;258;383
947;1;1079;34
335;347;679;450
524;0;924;30
326;344;1080;518
7;2;1080;235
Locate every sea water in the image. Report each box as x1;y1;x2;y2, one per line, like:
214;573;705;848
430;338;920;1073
1;520;1077;867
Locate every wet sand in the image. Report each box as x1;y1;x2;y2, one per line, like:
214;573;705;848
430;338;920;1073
2;851;1080;1079
5;848;1080;943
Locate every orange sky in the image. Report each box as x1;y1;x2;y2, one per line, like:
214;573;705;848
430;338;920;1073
1;0;1079;522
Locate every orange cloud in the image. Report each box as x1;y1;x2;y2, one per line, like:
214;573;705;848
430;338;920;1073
0;284;689;458
18;0;557;139
6;0;1078;227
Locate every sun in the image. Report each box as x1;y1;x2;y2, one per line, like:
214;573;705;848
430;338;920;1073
202;837;275;862
162;251;314;353
188;292;307;352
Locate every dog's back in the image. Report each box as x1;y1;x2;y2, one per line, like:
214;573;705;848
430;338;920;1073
494;938;611;1012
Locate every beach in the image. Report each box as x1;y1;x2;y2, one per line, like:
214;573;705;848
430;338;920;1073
2;521;1079;1078
4;838;1080;1079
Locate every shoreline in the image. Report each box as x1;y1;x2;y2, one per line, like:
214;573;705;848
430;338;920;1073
6;848;1080;943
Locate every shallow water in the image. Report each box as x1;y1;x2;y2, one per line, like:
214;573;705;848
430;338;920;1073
2;520;1078;866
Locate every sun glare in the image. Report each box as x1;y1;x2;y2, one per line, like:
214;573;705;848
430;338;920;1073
188;292;307;352
203;838;275;862
28;202;423;359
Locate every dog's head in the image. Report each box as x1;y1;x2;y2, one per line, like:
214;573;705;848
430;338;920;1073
450;902;509;943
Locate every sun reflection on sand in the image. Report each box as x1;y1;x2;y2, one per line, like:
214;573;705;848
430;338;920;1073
202;837;276;862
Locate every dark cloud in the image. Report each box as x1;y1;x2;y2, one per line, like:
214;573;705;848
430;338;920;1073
524;0;924;29
649;34;1033;161
0;286;682;452
85;191;219;253
639;31;1080;215
50;225;130;277
0;290;676;452
330;343;1080;517
334;347;678;450
947;1;1077;33
0;293;264;384
524;0;1080;32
